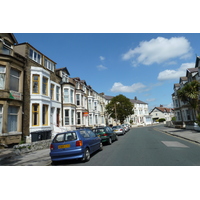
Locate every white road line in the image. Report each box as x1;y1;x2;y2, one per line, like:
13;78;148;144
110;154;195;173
162;141;189;148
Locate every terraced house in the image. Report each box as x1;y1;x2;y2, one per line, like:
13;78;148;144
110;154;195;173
14;42;62;142
172;56;200;129
1;33;152;146
0;33;26;146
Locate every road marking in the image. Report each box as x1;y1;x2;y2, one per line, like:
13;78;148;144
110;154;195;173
161;141;189;148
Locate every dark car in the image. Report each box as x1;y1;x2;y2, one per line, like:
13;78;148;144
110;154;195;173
50;129;103;163
92;126;118;145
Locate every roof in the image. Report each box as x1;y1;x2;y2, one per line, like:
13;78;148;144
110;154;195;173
150;107;174;114
104;95;114;100
130;99;147;104
104;95;147;104
55;67;70;76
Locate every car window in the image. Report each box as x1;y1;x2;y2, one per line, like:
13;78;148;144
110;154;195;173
88;131;96;138
54;134;64;143
64;132;77;141
97;128;105;133
80;130;90;138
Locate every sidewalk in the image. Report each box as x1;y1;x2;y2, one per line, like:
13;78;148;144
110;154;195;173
154;125;200;144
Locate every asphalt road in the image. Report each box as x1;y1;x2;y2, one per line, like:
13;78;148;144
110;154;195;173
52;126;200;166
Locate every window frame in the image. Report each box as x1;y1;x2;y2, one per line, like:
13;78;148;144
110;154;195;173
10;68;20;92
44;58;55;72
7;106;19;132
32;104;40;126
32;74;40;94
56;86;60;101
50;84;54;100
0;65;6;90
42;104;48;126
42;76;48;96
63;88;69;102
29;48;41;64
65;109;70;125
0;105;3;134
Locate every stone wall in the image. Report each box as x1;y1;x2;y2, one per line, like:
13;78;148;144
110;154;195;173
13;139;51;155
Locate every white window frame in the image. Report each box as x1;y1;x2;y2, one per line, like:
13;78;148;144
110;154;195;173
44;58;55;72
56;86;60;101
63;88;69;103
29;48;41;64
70;89;74;103
65;109;69;125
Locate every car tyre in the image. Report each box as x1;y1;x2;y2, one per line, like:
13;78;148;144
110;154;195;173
99;142;103;151
108;137;112;145
82;148;90;162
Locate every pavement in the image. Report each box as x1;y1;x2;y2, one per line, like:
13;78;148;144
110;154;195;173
1;124;200;166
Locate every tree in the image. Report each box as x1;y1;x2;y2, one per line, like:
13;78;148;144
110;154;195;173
105;94;134;124
177;80;200;119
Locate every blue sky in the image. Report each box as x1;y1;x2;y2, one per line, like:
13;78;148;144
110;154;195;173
14;33;200;111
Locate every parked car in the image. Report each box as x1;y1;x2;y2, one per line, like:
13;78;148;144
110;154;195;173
112;125;125;135
92;126;118;145
122;124;130;132
50;129;103;163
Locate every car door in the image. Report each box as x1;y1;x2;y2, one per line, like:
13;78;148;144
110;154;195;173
88;130;100;153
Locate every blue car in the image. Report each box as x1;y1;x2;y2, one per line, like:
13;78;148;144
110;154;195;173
50;129;103;163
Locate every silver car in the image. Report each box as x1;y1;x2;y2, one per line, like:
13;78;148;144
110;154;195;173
112;125;125;135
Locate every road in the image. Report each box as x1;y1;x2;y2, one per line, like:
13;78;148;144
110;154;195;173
51;125;200;166
3;125;200;166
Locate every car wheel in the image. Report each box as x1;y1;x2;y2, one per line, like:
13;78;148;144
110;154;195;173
108;137;112;145
82;148;90;162
99;142;103;151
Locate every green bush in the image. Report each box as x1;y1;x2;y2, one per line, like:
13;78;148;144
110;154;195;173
158;118;166;122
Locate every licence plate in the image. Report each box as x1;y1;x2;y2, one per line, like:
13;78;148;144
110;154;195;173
58;144;70;149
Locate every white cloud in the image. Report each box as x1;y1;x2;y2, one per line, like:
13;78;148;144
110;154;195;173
110;82;146;93
157;62;195;80
122;37;192;66
97;65;107;71
146;98;156;102
99;56;105;61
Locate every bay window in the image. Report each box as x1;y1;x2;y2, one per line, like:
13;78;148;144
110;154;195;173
70;89;74;103
42;76;48;95
0;66;6;90
42;104;48;126
50;84;54;100
32;104;39;126
7;106;19;132
71;109;75;125
56;86;60;101
77;112;81;124
76;94;80;105
0;105;2;133
64;88;69;102
10;68;20;92
32;75;40;94
65;109;69;125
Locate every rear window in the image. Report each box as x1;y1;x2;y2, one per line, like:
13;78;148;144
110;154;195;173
53;132;77;143
80;129;96;138
96;128;105;133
